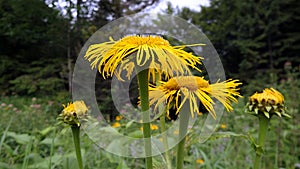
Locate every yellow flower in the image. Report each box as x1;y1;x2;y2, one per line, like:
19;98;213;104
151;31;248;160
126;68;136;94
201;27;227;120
220;124;227;129
84;35;204;81
150;124;159;130
140;124;159;131
196;158;204;164
112;122;121;128
115;115;122;121
247;88;290;118
58;100;88;126
149;76;242;119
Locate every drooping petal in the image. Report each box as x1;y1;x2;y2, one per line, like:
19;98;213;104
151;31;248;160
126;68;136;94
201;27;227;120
84;35;204;81
149;76;242;119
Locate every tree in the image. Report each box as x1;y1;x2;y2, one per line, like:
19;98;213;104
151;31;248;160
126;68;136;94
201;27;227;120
0;0;68;95
92;0;160;27
178;0;300;93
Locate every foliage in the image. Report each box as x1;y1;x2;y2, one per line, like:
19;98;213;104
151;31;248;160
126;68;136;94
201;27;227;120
9;60;66;95
0;94;299;168
0;0;160;96
0;0;68;95
177;0;300;95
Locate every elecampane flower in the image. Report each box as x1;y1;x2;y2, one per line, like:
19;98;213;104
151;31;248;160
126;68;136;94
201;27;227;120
115;115;122;121
84;35;204;81
140;124;159;131
150;124;159;130
149;76;242;119
58;100;88;126
112;122;121;128
220;124;227;129
247;88;290;118
196;159;204;164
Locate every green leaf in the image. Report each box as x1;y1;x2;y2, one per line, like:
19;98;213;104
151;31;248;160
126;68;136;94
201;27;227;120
265;106;272;112
282;112;292;118
116;160;130;169
6;132;32;144
247;133;265;156
27;153;74;169
248;105;254;111
125;120;135;128
127;130;143;138
0;118;12;156
39;126;55;136
254;108;259;114
274;111;282;117
263;111;270;118
0;162;10;169
1;143;14;156
40;137;62;146
255;145;264;156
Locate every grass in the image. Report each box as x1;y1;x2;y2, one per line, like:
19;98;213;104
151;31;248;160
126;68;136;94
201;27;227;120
0;82;299;169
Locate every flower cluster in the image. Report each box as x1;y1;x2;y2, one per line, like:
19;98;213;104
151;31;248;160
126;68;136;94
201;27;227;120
83;35;244;119
246;88;290;118
80;31;293;169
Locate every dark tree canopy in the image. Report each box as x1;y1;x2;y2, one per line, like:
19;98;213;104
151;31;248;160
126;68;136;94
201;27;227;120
177;0;299;92
1;0;298;98
0;0;159;95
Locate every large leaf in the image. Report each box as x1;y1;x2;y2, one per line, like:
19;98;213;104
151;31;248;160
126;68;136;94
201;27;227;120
6;131;32;144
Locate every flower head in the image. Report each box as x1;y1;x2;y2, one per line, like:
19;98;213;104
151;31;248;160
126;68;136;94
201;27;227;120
150;124;159;130
58;100;88;127
220;124;227;129
84;35;203;81
149;76;242;119
247;88;290;118
140;124;159;131
115;115;122;121
112;122;121;128
196;159;204;164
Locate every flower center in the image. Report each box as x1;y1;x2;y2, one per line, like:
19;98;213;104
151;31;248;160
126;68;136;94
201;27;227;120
250;88;284;105
118;35;170;46
164;76;209;91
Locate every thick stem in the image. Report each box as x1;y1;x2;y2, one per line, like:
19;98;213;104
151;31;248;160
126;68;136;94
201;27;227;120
156;72;172;169
176;103;190;169
160;112;172;169
137;69;153;169
253;115;269;169
71;126;83;169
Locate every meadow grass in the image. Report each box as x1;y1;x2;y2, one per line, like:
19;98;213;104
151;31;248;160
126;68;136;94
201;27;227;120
0;91;299;168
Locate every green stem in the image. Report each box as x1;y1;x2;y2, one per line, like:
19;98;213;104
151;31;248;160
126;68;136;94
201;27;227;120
176;103;190;169
156;72;172;169
254;115;270;169
160;111;172;169
137;69;153;169
71;126;83;169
